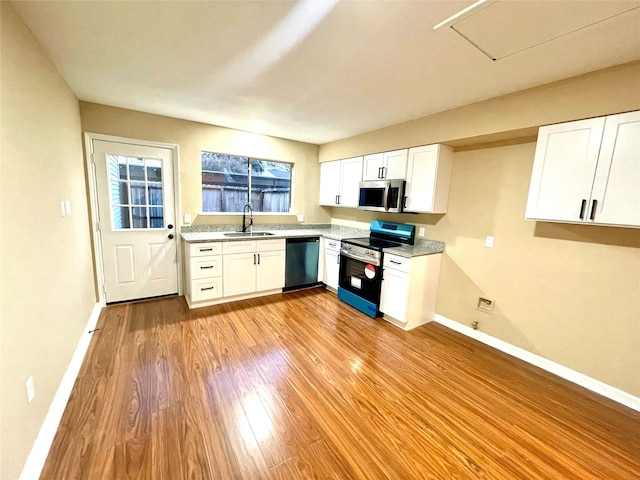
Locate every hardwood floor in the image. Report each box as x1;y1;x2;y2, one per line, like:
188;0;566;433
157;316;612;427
41;288;639;479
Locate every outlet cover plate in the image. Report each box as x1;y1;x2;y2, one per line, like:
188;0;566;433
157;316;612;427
476;297;494;314
26;376;35;404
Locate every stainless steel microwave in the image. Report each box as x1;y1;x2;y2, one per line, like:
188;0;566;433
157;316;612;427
358;180;405;213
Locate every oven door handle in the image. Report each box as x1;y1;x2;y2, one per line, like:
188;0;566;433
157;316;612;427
340;248;381;266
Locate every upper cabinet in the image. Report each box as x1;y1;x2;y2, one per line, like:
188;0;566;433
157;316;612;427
526;110;640;228
362;149;408;180
319;156;363;208
404;144;454;214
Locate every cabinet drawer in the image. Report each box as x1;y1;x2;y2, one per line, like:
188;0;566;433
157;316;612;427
190;242;222;257
384;254;411;273
257;238;285;252
191;277;222;302
223;240;256;254
190;256;222;279
324;239;341;253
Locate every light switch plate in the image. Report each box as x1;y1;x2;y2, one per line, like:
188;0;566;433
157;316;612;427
297;214;304;222
184;213;192;224
60;201;66;217
485;236;495;248
418;227;425;237
64;200;71;216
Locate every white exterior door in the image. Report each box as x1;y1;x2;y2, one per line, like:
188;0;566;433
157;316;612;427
93;140;178;303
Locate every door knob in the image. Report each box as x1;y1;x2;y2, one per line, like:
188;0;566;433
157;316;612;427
168;234;175;239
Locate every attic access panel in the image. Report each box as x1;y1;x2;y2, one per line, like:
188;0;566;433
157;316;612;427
450;0;640;61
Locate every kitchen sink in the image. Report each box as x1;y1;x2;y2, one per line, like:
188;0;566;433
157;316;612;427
223;231;275;237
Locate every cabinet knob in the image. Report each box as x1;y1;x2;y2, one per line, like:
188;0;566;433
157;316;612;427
168;234;175;239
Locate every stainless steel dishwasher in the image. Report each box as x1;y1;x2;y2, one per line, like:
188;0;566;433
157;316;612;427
283;237;321;291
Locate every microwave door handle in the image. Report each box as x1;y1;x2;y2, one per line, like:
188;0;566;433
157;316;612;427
383;183;390;211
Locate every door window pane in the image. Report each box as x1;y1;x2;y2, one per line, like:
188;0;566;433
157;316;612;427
150;207;164;228
129;158;145;181
108;155;165;229
113;206;131;229
132;207;148;228
130;183;147;205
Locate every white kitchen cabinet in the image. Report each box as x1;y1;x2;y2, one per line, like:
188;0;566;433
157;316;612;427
380;253;442;331
256;249;286;291
404;144;453;214
184;241;223;308
362;149;408;181
323;238;341;292
526;110;640;228
223;239;286;298
319;156;363;208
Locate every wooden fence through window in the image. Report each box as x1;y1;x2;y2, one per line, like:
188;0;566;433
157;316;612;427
202;185;290;213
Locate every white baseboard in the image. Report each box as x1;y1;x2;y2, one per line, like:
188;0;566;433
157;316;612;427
434;314;640;413
19;302;103;480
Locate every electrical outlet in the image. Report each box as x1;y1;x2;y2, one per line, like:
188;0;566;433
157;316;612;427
476;297;494;314
64;200;71;216
485;236;494;248
297;214;304;222
184;213;192;224
418;227;425;237
26;376;35;404
60;201;66;217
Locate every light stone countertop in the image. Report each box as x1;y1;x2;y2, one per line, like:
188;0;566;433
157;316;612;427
181;224;444;257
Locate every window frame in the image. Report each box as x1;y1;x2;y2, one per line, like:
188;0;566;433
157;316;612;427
200;151;294;215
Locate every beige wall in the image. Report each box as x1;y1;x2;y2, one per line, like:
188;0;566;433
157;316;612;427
320;61;640;161
79;103;330;226
0;3;97;479
326;63;640;397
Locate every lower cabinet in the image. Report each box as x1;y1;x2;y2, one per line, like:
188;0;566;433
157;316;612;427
223;239;285;298
185;238;285;308
380;252;442;330
323;238;341;291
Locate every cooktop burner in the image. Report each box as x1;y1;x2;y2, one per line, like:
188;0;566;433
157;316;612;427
341;236;404;251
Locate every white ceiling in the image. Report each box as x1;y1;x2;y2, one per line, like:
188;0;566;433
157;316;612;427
12;0;640;145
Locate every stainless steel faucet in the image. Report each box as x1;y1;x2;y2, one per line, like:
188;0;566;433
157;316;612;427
242;202;253;233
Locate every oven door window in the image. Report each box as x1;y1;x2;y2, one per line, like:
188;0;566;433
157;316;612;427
339;255;382;304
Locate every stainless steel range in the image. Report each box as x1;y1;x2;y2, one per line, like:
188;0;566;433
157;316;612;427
338;221;415;318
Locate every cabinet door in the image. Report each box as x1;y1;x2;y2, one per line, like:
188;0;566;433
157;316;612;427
256;250;285;291
405;145;438;212
324;250;340;290
525;117;605;222
380;268;410;322
223;253;256;297
383;149;408;179
362;153;384;181
339;156;363;207
319;161;340;206
590;110;640;227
